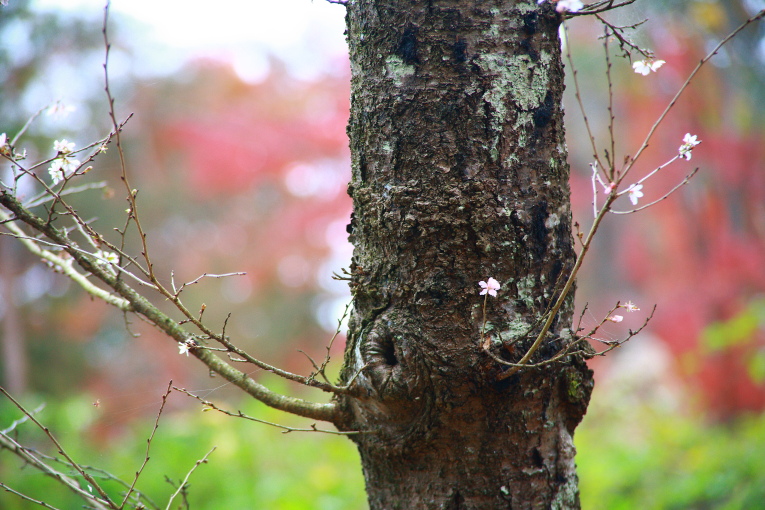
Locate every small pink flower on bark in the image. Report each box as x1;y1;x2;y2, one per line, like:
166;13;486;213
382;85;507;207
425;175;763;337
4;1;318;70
479;277;501;297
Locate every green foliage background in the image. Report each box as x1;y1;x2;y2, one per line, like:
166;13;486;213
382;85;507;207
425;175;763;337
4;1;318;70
1;385;367;509
3;386;765;509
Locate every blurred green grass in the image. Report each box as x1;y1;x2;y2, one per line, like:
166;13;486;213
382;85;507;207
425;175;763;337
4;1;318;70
0;387;367;510
3;380;765;509
576;393;765;510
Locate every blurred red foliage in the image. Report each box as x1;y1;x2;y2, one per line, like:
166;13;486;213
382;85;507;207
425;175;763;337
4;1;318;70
568;15;765;418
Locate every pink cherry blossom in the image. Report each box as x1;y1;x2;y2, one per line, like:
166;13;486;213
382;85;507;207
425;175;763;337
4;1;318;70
632;59;665;75
626;184;644;206
622;301;640;312
479;277;501;297
678;133;701;160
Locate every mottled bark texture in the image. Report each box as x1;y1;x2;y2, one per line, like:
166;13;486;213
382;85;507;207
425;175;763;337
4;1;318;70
334;1;593;508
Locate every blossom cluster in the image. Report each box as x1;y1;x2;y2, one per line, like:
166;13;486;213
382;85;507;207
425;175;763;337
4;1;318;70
609;301;640;323
48;139;81;185
594;131;701;209
678;133;701;161
632;59;665;76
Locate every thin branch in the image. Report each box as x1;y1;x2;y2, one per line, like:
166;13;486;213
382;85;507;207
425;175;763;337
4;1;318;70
1;440;159;510
604;29;616;178
596;15;651;60
9;105;49;147
119;382;173;510
584;305;656;357
0;388;115;509
1;403;45;434
173;387;360;435
497;191;616;377
0;209;131;311
493;304;655;375
311;300;352;383
25;446;160;510
102;2;154;286
572;0;637;17
611;168;699;214
563;22;604;171
0;482;63;510
204;332;357;396
164;447;216;510
171;271;247;298
0;193;339;423
622;9;765;181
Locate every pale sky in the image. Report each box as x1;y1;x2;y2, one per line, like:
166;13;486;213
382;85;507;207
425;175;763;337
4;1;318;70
32;0;349;80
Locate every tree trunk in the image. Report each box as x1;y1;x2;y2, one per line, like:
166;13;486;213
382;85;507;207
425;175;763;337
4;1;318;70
334;1;593;508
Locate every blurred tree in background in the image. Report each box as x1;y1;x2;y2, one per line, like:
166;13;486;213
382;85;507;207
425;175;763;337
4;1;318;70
1;0;765;508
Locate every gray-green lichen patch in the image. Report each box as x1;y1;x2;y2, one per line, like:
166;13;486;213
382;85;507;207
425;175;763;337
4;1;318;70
385;55;415;86
550;428;581;510
476;50;554;156
485;7;501;39
487;319;528;347
516;275;538;308
545;212;560;229
501;318;532;341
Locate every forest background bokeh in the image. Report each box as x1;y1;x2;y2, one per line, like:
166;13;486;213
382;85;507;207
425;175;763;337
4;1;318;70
1;1;764;508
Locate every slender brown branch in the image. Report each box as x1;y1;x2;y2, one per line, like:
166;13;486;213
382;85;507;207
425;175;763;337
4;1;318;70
174;386;360;435
611;168;699;214
102;1;153;282
498;192;617;378
604;29;616;178
0;388;115;509
563;23;605;171
0;482;63;510
164;447;216;510
622;9;765;181
0;192;338;423
119;382;172;510
573;0;637;16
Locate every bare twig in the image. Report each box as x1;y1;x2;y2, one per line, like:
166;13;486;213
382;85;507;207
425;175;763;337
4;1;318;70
102;2;153;284
0;482;63;510
171;271;247;297
604;30;616;178
563;23;604;170
612;168;699;214
1;403;45;434
173;387;360;435
119;382;173;510
0;388;115;509
164;447;216;510
573;0;637;17
621;9;765;181
596;15;651;60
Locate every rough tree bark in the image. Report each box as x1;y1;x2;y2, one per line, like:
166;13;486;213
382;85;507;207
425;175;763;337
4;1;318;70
333;1;594;508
